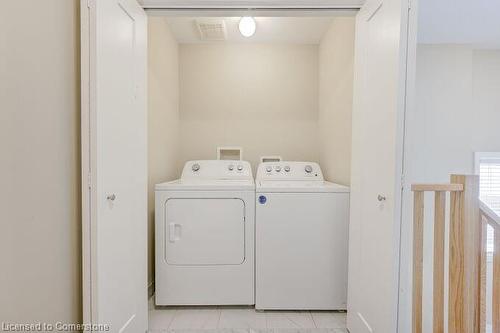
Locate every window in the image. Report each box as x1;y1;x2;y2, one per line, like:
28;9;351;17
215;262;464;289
475;152;500;201
475;152;500;254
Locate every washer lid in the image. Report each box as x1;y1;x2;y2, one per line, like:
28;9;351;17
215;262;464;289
256;180;349;193
156;179;255;191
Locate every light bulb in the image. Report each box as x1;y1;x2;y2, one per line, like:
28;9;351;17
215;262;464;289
239;17;256;37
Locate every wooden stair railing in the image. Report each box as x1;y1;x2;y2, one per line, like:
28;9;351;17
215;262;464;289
480;199;500;333
411;175;481;333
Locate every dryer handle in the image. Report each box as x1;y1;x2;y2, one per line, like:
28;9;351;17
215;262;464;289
169;223;181;242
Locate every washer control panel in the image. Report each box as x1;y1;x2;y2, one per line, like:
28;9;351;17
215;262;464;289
182;160;252;180
256;161;324;181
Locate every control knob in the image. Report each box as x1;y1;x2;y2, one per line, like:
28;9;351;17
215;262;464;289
192;163;200;172
284;166;291;172
237;165;244;171
305;165;313;173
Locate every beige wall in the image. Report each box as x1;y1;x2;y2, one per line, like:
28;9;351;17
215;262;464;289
148;18;180;291
0;0;81;330
408;45;500;180
318;17;355;185
178;43;320;171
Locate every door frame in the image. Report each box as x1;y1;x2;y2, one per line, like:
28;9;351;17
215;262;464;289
81;0;96;326
81;0;418;330
397;0;420;331
139;0;364;9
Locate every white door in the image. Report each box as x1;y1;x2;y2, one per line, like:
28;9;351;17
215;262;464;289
81;0;148;332
165;198;245;265
347;0;410;332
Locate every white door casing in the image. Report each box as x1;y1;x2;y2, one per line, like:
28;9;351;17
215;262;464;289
139;0;365;9
81;0;148;332
347;0;411;332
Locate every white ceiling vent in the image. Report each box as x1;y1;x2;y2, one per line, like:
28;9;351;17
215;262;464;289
195;19;227;41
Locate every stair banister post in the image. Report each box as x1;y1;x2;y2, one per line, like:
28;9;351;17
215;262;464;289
449;175;480;333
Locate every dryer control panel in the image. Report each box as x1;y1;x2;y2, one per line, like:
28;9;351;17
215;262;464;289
256;161;324;181
181;160;253;180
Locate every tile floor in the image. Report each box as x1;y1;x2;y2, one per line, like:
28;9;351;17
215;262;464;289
149;298;347;333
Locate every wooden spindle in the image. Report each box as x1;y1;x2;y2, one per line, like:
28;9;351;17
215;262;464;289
413;191;424;333
494;226;500;333
449;188;464;333
480;218;488;333
433;191;446;333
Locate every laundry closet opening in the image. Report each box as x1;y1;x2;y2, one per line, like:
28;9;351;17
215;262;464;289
147;9;356;329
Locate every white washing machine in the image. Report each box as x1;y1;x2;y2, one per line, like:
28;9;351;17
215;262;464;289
255;161;350;310
155;160;254;305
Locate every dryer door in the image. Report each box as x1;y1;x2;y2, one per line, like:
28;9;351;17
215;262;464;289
165;198;245;265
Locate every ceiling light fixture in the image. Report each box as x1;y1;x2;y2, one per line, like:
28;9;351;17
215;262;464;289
239;17;256;37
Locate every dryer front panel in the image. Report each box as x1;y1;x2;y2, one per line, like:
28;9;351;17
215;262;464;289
165;198;245;265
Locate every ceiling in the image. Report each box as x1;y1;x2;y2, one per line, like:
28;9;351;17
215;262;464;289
164;17;339;44
418;0;500;46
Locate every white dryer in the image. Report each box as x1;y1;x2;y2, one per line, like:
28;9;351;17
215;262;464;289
255;161;349;310
155;160;254;305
